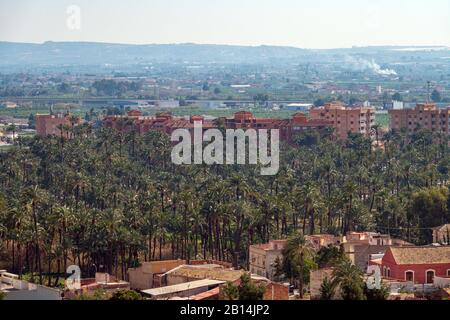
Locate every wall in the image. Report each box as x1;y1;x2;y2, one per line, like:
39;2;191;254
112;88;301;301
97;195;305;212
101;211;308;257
128;260;186;290
265;250;283;280
166;274;194;286
390;264;450;284
434;276;450;289
262;282;289;300
309;268;337;300
344;243;390;271
382;250;450;284
249;246;267;277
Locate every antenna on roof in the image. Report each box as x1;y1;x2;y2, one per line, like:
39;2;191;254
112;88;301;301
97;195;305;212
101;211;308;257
427;81;431;103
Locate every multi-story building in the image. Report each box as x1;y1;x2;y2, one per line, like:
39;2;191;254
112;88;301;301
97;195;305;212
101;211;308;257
249;240;287;279
389;103;450;135
35;113;81;137
309;102;376;140
103;110;332;143
104;111;216;137
343;231;413;271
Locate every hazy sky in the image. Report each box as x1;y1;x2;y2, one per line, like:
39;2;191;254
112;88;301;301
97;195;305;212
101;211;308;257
1;0;449;48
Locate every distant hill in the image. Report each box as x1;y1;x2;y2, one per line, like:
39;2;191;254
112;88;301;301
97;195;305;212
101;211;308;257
0;42;313;66
0;41;448;71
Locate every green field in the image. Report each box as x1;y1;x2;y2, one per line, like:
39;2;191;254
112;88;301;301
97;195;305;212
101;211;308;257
375;113;389;129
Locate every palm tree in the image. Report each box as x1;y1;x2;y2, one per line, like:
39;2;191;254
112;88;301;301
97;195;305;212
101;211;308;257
332;259;366;300
281;235;316;299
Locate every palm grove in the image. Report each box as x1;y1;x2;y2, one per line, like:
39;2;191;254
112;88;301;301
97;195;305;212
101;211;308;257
0;124;449;287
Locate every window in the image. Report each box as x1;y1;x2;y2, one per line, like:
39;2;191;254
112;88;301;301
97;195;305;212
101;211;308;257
405;271;414;282
387;268;391;278
447;270;450;277
426;270;435;284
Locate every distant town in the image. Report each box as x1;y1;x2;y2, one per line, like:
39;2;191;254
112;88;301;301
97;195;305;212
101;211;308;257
1;42;450;302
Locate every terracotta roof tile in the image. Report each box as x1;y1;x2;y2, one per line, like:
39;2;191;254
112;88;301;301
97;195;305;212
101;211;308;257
389;246;450;265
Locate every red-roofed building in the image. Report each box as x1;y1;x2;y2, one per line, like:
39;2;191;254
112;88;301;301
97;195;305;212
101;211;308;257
369;246;450;284
103;110;332;142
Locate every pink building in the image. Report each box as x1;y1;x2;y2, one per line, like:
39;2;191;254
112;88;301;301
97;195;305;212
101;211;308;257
389;103;450;135
309;102;375;140
35;113;81;137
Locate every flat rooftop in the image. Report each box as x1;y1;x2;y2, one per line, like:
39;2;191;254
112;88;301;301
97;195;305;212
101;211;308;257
165;265;245;282
141;279;225;297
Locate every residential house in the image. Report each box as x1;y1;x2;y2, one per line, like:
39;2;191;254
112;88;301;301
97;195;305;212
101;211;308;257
128;259;186;290
249;240;287;280
343;231;412;271
127;259;232;290
369;246;450;284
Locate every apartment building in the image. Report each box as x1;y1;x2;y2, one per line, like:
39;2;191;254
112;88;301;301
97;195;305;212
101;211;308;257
35;113;82;137
103;110;332;143
309;102;375;140
389;103;450;134
221;111;332;142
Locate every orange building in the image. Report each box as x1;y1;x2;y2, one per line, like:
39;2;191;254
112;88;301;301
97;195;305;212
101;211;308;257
103;111;216;138
309;102;375;140
222;111;332;142
35;113;82;137
389;103;450;135
104;110;332;143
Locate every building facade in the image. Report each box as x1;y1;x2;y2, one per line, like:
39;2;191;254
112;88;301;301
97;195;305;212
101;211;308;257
35;113;81;137
371;246;450;284
342;232;409;271
309;102;375;140
389;103;450;135
249;240;287;279
103;110;332;143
